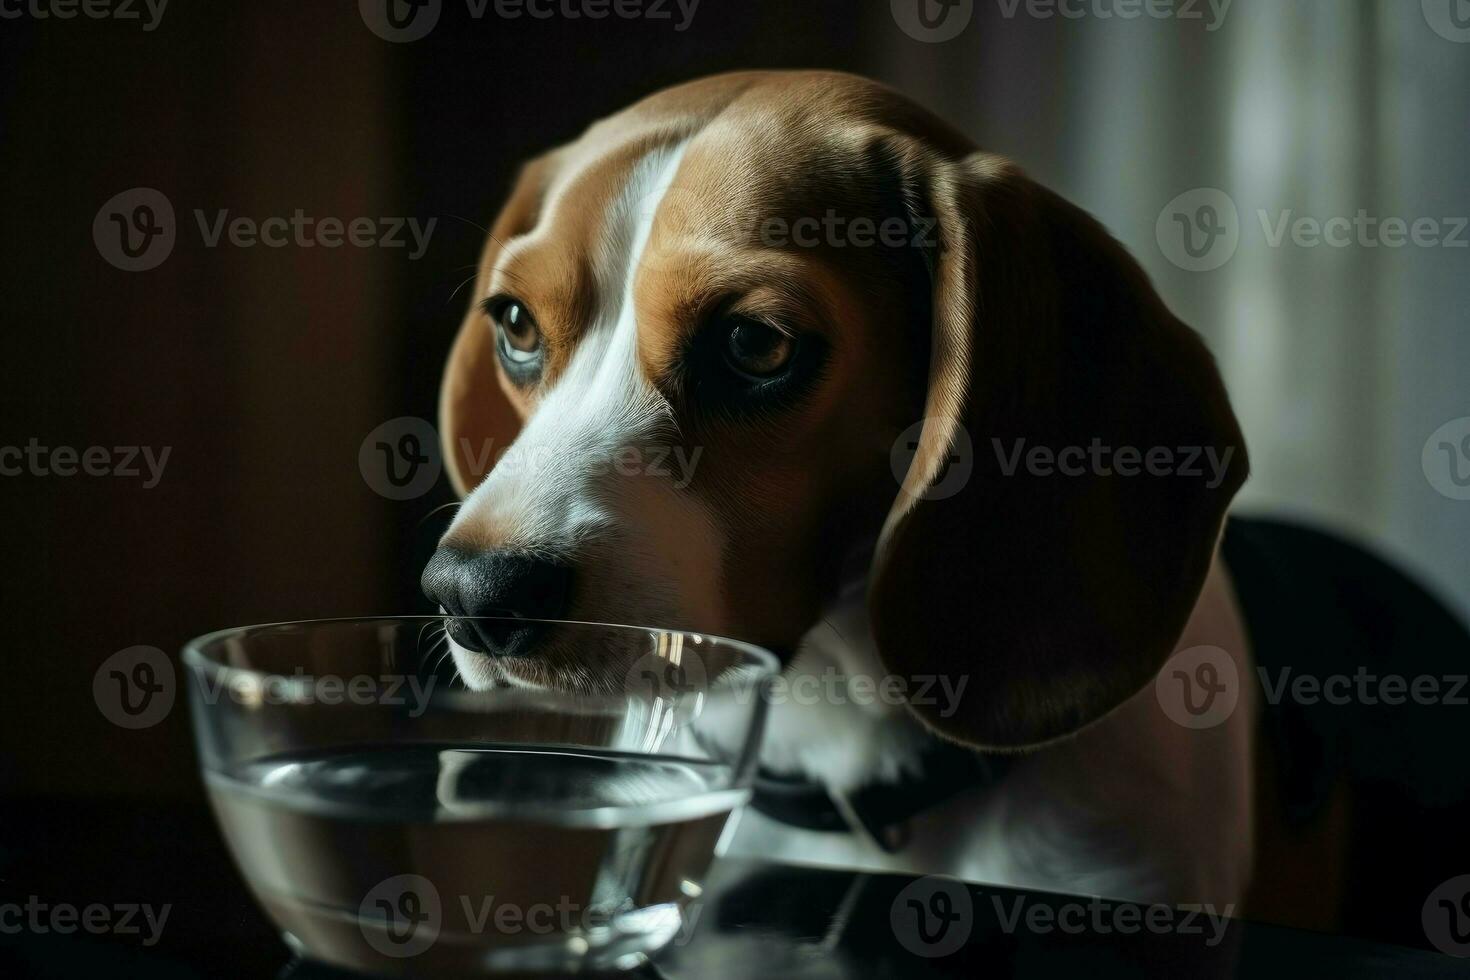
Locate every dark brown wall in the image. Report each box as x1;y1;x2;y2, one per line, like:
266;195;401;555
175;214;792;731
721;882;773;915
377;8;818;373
0;1;872;799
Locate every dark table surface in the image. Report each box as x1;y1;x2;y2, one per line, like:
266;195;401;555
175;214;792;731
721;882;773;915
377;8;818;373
2;797;1467;979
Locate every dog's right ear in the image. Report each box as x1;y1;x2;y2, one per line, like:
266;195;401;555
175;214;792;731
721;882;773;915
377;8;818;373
439;159;551;496
868;151;1248;751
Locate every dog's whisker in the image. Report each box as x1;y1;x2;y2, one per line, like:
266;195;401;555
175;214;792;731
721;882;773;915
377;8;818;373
446;272;480;304
442;214;492;236
443;230;511;304
425;635;451;676
416;501;463;538
416;618;448;662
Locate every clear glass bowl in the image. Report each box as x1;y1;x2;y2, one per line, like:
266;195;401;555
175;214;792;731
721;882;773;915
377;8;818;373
183;616;778;976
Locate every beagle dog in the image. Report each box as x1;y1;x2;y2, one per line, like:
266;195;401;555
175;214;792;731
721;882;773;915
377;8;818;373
421;70;1260;914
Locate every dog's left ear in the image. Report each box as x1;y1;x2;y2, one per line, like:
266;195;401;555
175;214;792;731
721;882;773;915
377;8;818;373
869;153;1248;750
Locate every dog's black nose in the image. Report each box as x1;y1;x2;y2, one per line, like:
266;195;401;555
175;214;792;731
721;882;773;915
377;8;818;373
421;547;572;656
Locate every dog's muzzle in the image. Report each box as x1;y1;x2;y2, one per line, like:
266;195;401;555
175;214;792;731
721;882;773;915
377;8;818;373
421;546;573;657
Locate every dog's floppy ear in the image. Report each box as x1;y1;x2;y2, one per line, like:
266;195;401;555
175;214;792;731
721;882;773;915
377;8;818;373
439;159;551;496
869;154;1248;750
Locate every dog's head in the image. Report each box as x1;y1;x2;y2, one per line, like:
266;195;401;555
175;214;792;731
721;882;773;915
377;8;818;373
423;70;1247;750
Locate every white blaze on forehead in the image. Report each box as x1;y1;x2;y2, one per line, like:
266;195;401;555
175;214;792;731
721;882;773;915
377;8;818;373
445;139;727;687
448;141;697;557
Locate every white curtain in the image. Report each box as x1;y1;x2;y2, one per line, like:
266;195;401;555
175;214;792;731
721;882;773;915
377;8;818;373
868;0;1470;617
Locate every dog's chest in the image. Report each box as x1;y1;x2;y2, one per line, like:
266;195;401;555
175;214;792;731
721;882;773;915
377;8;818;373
725;560;1257;910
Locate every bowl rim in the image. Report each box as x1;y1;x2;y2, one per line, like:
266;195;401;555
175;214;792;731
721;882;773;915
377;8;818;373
181;614;781;700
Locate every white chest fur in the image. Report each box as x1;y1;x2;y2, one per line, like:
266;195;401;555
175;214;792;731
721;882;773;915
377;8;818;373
723;553;1257;910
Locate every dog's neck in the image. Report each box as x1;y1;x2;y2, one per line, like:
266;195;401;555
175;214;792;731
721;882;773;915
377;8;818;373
756;578;938;794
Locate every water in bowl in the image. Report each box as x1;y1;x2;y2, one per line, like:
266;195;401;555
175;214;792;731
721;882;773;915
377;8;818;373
206;744;744;975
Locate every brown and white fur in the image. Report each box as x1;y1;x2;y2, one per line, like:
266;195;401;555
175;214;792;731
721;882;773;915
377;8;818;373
431;71;1264;913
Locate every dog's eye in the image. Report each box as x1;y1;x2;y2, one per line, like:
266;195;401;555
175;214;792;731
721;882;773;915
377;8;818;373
688;312;824;415
484;297;543;378
723;319;795;380
495;300;540;356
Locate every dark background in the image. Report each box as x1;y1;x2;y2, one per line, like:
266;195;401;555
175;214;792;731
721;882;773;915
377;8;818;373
0;0;870;800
